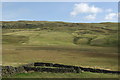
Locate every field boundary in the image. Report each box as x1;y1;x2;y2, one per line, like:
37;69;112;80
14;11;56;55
2;62;120;77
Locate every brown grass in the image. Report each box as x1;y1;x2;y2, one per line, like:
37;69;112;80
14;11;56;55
2;45;118;71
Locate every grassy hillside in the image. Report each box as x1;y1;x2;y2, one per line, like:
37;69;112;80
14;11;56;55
2;21;118;46
2;21;119;78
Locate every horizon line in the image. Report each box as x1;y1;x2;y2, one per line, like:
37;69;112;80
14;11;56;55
0;20;118;23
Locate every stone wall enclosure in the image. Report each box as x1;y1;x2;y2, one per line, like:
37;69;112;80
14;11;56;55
1;62;120;77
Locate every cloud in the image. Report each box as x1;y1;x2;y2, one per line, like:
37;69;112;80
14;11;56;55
85;14;96;20
105;13;118;20
70;3;102;16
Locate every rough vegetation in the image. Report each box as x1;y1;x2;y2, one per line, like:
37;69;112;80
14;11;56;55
2;21;119;78
2;21;118;46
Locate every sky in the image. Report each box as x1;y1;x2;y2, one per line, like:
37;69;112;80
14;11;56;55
2;2;118;23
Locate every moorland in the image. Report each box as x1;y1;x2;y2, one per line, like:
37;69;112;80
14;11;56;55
2;21;119;78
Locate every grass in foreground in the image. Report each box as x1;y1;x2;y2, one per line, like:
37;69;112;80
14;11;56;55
9;72;119;78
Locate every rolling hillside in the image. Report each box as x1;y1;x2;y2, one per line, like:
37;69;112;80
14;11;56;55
2;21;119;78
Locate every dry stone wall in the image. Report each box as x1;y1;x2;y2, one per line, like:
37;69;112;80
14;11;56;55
1;62;120;77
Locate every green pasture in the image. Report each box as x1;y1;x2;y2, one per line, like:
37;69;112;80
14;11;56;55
2;30;118;70
9;72;119;78
2;21;119;78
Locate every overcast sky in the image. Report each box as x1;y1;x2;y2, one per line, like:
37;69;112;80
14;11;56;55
2;2;118;23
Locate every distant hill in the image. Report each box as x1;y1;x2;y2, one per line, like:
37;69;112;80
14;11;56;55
2;21;118;47
1;21;118;30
